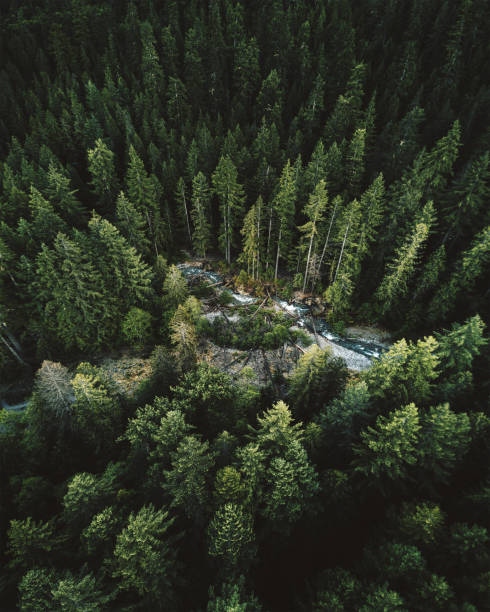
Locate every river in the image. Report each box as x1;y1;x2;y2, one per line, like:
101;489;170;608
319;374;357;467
178;264;391;371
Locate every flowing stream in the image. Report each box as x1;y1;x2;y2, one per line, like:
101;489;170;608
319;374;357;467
178;264;390;371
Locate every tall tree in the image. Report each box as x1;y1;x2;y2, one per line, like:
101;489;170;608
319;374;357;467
212;156;245;264
191;172;211;258
299;180;328;292
273;160;297;280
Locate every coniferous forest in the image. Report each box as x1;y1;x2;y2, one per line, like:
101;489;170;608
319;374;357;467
0;1;489;610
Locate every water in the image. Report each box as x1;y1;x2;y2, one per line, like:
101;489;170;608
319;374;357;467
177;263;389;370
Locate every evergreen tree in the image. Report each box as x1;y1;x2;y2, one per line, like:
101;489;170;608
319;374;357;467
299;180;328;292
212;156;245;264
273;159;297;280
239;198;262;279
354;403;421;486
115;191;150;256
208;503;255;572
113;505;180;607
87;138;117;210
191;172;212;257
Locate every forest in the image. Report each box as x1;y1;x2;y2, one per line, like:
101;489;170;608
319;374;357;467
0;0;489;609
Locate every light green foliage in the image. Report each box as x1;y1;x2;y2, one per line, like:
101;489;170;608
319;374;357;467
113;504;179;604
299;180;328;291
207;577;262;612
71;363;122;452
18;568;56;611
81;506;119;555
46;163;85;219
364;337;439;406
235;443;267;511
214;466;246;506
169;307;198;371
359;584;407;611
121;306;152;347
375;219;430;315
253;400;303;451
163;435;215;521
163;264;188;308
63;470;115;527
51;571;112;611
357;173;385;258
394;501;446;547
208;503;255;569
354;404;421;483
419;574;453;610
122;396;173;455
240;199;262;279
191;172;212;257
151;408;193;466
8;517;59;570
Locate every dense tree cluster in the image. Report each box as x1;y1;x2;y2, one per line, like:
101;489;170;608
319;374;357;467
0;0;488;609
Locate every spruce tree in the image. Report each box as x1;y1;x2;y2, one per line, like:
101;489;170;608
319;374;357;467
273;159;297;280
212;156;245;264
191;172;211;258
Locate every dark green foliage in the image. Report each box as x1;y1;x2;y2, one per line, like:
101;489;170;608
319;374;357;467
0;2;488;610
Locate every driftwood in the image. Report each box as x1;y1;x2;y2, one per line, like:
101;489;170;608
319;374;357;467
249;296;268;320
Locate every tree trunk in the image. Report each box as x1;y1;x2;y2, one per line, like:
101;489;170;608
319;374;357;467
274;225;282;281
334;222;350;283
318;199;338;274
303;231;315;293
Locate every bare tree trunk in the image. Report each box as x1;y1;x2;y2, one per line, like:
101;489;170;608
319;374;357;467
334;222;350;283
303;231;315;293
0;327;28;367
181;185;192;245
274;225;282;281
266;197;273;271
318;199;338;274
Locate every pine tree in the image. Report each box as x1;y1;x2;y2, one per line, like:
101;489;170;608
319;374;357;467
46;164;85;219
212;156;245;264
208;503;255;571
239;199;262;279
87;139;117;210
115;191;150;256
113;505;180;606
191;172;211;257
299;180;328;292
163;435;215;522
346;128;366;196
374;217;431;316
354;403;421;485
273;160;297;280
126;145;160;256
